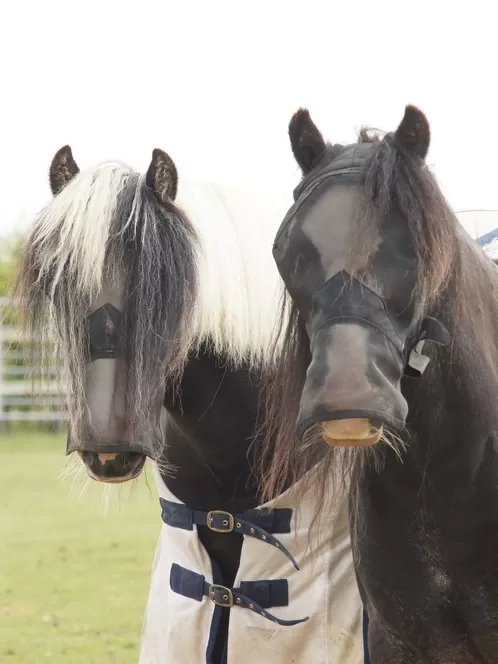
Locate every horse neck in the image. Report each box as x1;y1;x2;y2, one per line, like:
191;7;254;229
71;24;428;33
399;278;498;485
159;345;263;513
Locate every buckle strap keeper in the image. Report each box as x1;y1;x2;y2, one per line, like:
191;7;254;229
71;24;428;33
170;564;308;627
161;500;299;570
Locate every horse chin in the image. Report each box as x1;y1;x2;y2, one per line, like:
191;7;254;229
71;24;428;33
86;472;143;484
78;450;147;483
320;418;383;448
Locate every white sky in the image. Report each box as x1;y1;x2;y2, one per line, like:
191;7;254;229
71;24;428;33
1;0;497;238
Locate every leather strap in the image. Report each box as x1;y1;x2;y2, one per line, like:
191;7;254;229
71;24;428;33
170;563;309;627
160;499;299;570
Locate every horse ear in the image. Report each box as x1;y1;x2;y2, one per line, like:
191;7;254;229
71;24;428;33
146;149;178;202
49;145;80;196
289;108;327;175
394;105;430;159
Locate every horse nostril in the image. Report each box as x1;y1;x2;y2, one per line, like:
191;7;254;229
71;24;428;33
79;451;146;482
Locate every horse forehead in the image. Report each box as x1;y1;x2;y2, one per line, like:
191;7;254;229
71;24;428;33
299;183;366;280
285;141;376;254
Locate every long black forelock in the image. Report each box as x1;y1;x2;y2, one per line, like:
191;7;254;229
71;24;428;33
109;174;199;434
360;130;459;303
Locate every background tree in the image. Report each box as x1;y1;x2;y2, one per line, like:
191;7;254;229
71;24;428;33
0;233;24;297
0;233;26;325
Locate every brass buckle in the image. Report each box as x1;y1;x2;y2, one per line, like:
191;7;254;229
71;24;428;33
207;510;235;533
209;584;234;608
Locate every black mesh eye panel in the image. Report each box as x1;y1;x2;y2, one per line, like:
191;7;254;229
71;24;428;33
88;304;121;359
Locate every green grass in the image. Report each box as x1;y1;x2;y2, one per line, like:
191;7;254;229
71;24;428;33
0;431;160;663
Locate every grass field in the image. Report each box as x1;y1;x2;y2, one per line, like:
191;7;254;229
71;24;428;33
0;431;160;663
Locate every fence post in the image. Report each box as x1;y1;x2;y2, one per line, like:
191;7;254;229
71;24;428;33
0;297;66;430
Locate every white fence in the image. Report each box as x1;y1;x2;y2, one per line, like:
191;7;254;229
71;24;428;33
0;297;66;427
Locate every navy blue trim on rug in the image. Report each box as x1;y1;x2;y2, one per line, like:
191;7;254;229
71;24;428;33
363;608;370;664
205;558;224;664
221;637;228;664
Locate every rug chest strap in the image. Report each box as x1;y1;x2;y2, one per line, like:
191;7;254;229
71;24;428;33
160;499;299;569
170;563;308;627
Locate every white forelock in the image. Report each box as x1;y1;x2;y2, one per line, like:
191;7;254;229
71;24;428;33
31;162;133;300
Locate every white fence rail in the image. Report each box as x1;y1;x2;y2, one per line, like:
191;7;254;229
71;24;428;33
0;297;67;428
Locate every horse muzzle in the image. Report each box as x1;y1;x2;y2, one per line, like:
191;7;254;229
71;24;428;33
321;418;384;447
298;322;408;446
78;450;147;482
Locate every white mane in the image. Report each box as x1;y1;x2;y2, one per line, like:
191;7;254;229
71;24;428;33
176;176;291;364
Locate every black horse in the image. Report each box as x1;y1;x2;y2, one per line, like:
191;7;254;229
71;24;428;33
16;148;365;662
260;104;498;663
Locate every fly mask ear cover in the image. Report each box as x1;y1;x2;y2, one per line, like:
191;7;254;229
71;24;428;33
273;145;450;439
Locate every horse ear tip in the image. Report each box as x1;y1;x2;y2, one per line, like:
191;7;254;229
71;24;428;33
395;104;430;158
405;103;419;114
290;108;311;129
54;145;72;159
406;104;428;122
296;107;311;118
151;148;170;164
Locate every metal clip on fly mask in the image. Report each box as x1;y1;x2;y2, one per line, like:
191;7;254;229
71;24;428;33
273;143;450;447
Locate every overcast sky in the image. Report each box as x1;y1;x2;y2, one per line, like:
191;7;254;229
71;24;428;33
1;0;497;238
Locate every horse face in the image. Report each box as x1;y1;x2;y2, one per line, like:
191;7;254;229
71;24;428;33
274;107;432;447
43;147;184;482
67;282;158;483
